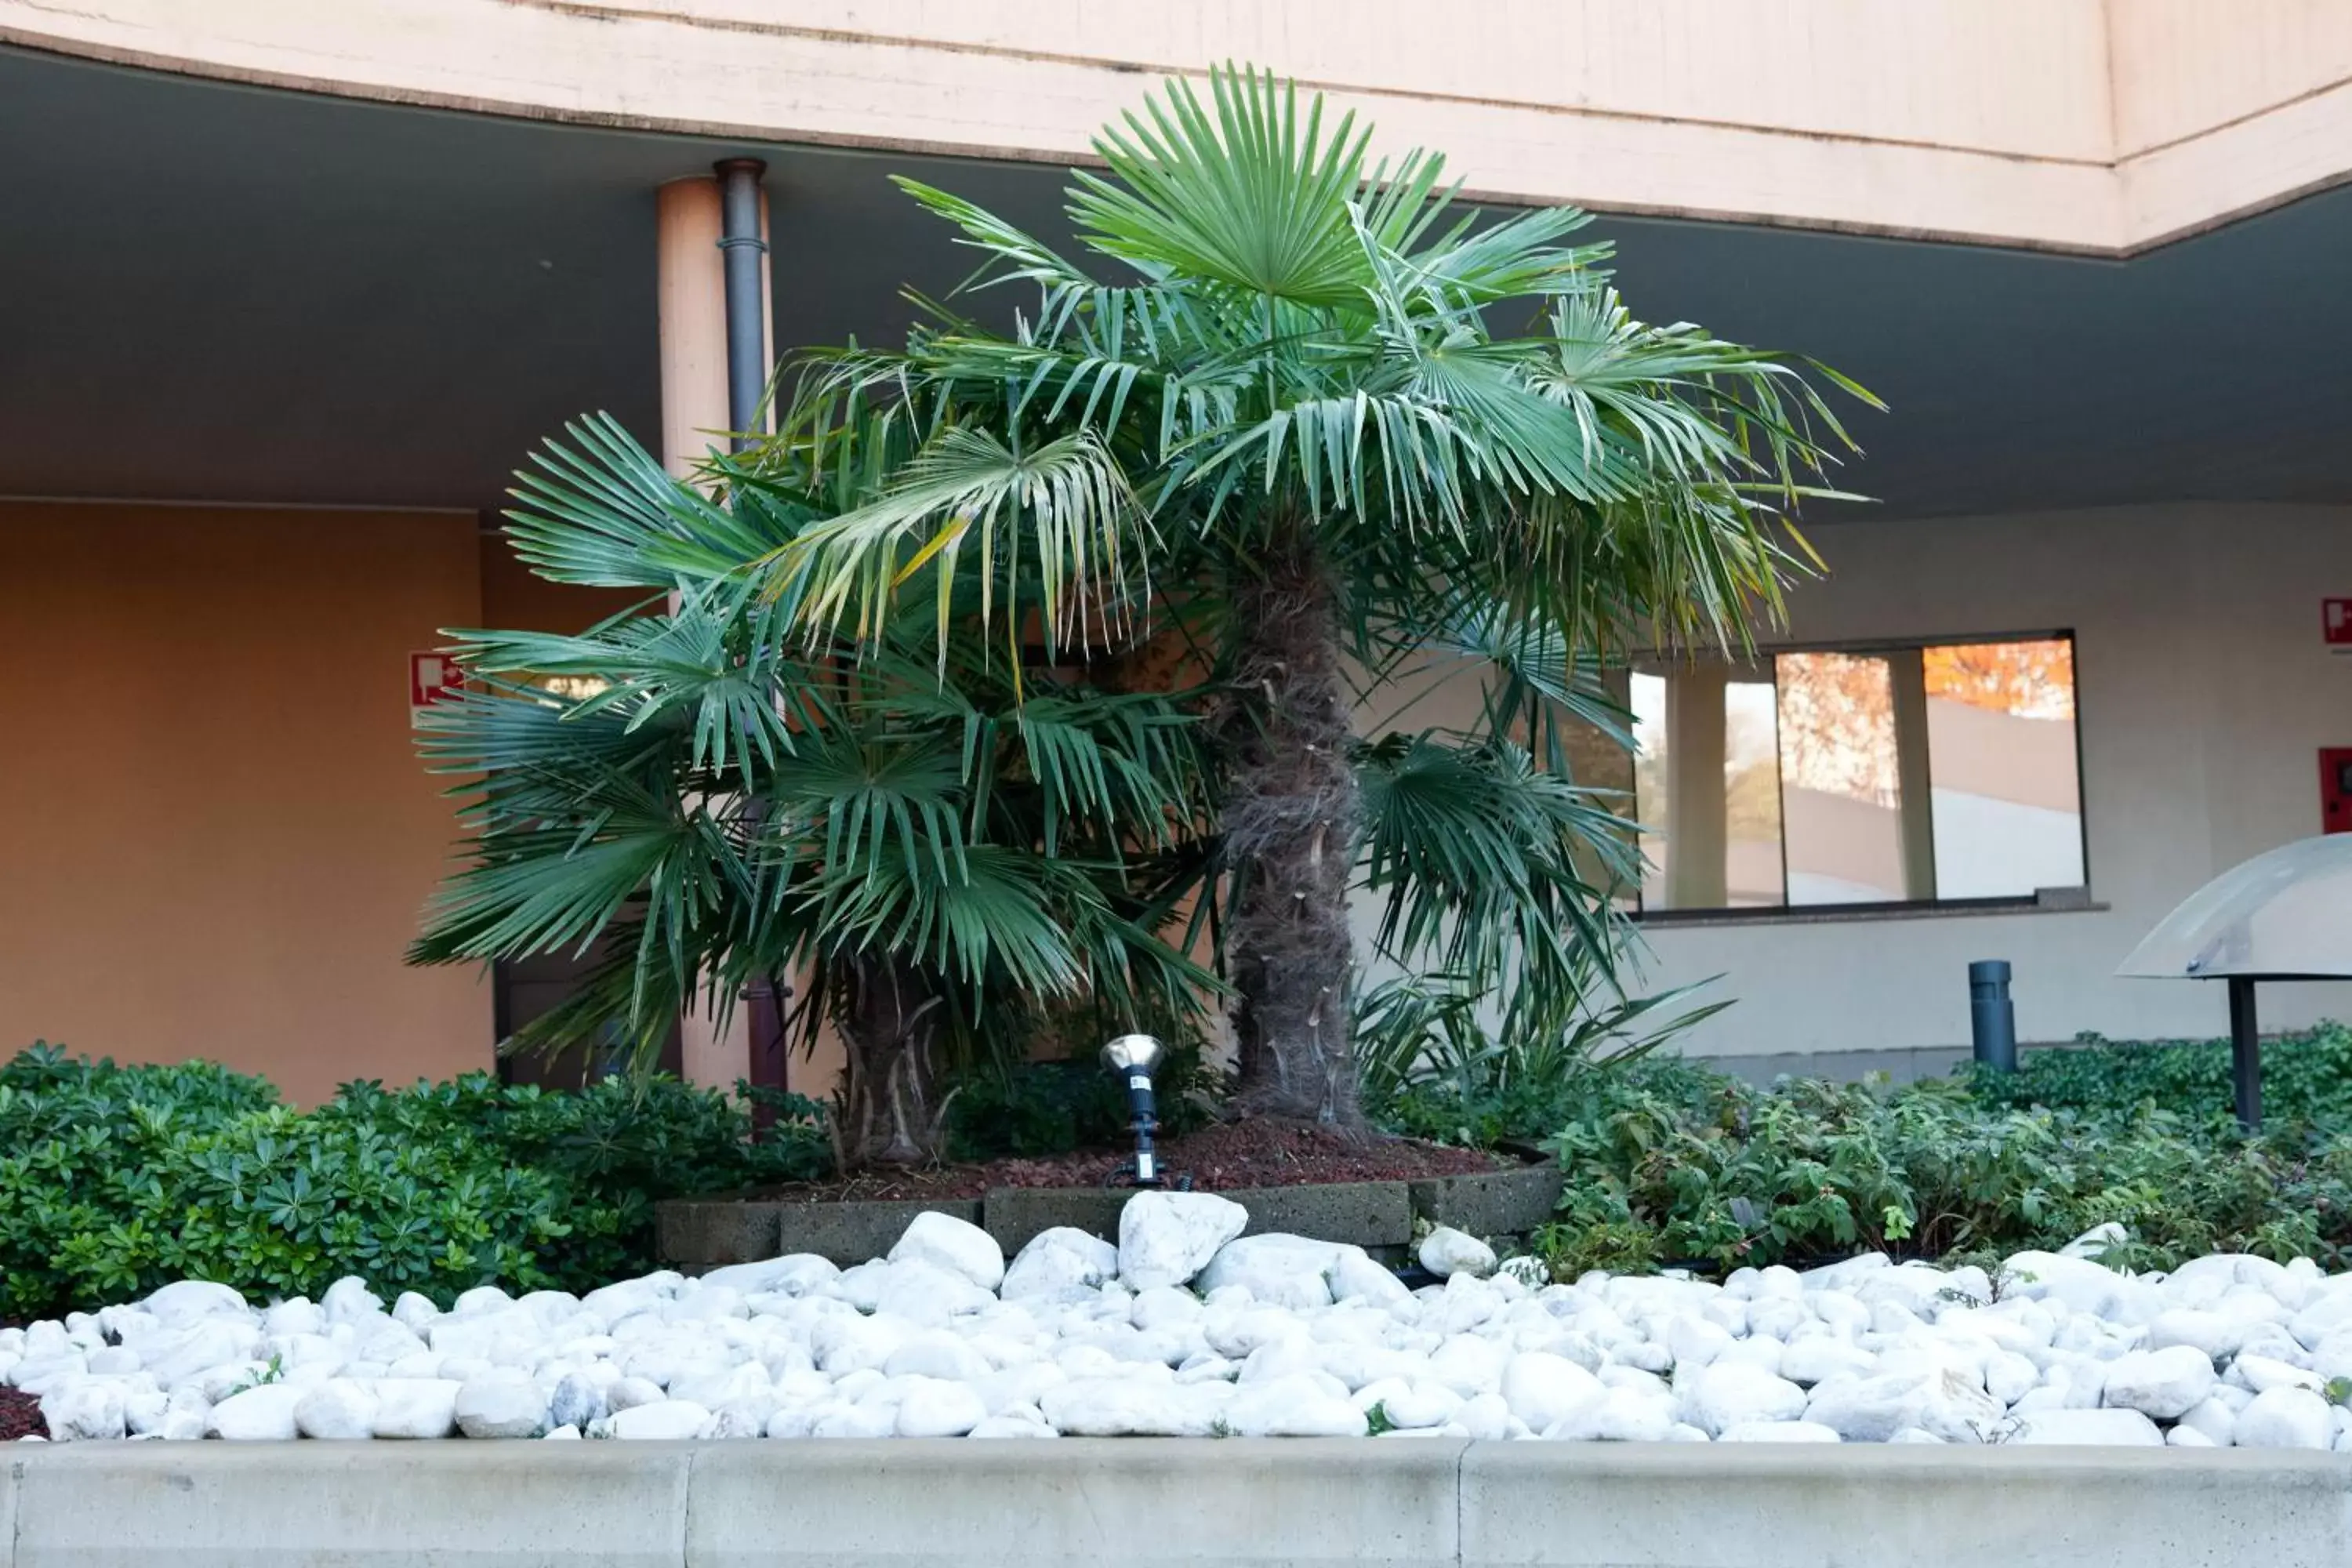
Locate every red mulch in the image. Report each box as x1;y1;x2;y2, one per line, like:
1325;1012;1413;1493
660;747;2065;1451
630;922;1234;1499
0;1386;44;1442
746;1116;1509;1203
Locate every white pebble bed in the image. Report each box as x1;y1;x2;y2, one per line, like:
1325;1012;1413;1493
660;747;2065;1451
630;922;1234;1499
11;1195;2350;1447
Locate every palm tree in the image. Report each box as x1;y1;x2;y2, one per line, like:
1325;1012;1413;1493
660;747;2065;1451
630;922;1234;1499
758;67;1872;1127
408;417;1221;1168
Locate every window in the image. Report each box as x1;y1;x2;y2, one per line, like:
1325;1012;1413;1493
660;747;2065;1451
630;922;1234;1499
1631;635;2085;914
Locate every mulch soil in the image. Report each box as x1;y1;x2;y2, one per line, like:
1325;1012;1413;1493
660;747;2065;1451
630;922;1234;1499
0;1385;44;1441
744;1115;1510;1203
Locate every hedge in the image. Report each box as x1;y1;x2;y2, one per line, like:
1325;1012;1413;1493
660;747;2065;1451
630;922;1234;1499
0;1046;827;1319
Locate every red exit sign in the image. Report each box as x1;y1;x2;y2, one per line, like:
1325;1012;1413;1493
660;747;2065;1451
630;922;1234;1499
2328;600;2352;648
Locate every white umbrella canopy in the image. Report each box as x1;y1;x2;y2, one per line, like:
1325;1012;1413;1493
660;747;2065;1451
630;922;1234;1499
2118;834;2352;982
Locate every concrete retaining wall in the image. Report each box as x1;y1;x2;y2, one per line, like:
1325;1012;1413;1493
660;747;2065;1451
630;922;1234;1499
4;1441;2346;1567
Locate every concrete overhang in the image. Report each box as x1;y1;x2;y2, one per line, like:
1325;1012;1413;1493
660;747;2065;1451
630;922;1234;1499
5;0;2352;256
2;43;2350;522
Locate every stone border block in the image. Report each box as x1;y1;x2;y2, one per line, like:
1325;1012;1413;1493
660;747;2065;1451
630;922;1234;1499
686;1439;1468;1568
10;1439;690;1568
1458;1443;2352;1568
983;1186;1130;1252
772;1197;982;1266
1225;1181;1415;1247
1409;1165;1563;1237
656;1200;781;1267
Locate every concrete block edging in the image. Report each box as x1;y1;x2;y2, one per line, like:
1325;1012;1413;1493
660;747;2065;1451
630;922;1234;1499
8;1441;2350;1568
658;1164;1567;1269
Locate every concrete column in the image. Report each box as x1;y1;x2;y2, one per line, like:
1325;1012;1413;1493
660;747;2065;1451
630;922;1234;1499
1664;663;1729;909
656;174;751;1089
1887;647;1938;901
657;177;729;477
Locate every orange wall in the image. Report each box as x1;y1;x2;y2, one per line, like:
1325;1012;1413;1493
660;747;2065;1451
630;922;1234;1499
476;533;648;631
0;502;492;1103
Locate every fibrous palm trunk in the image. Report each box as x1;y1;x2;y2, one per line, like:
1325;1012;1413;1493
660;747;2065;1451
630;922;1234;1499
830;955;951;1168
1226;534;1363;1127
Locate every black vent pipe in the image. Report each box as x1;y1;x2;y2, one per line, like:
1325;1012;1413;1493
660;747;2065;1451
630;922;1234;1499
714;158;769;449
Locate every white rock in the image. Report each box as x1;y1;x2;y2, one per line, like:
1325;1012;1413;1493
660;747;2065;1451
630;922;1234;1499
1984;1351;2040;1408
968;1414;1061;1439
809;1402;898;1439
143;1280;250;1325
1780;1338;1875;1388
2100;1345;2217;1420
370;1379;462;1439
2147;1309;2246;1362
1197;1235;1341;1311
2234;1355;2322;1396
1003;1229;1120;1301
1680;1363;1808;1439
889;1211;1007;1292
294;1379;380;1440
1330;1250;1416;1310
2235;1387;2335;1450
1374;1381;1463;1431
456;1371;550;1439
1805;1369;2002;1445
1665;1316;1734;1370
698;1255;840;1297
548;1373;609;1431
1719;1421;1841;1443
1041;1377;1222;1437
1418;1228;1498;1280
2010;1409;2162;1446
1500;1352;1603;1432
1225;1374;1367;1437
884;1330;993;1385
1543;1387;1677;1443
321;1278;384;1327
2175;1395;2238;1446
139;1319;263;1387
610;1400;712;1440
893;1377;988;1437
2060;1222;2130;1261
1120;1193;1249;1292
40;1382;127;1442
873;1261;996;1326
1427;1334;1507;1397
604;1377;666;1414
208;1383;304;1441
1998;1252;2150;1321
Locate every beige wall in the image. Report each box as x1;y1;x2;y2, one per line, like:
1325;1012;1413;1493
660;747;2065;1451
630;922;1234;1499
5;0;2347;254
1628;503;2352;1061
0;502;499;1104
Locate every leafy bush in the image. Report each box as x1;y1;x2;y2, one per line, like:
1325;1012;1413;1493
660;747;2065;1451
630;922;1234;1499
1519;1034;2352;1281
1965;1022;2352;1133
1359;970;1728;1151
0;1045;828;1319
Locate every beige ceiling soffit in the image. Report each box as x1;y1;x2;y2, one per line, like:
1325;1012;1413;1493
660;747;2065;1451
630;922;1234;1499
2;0;2346;257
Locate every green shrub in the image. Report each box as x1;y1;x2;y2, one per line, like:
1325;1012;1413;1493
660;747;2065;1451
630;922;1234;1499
0;1045;828;1319
1965;1022;2352;1134
1359;971;1730;1152
1517;1041;2352;1282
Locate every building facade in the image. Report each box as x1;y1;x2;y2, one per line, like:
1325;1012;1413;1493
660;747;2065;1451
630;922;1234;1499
3;1;2350;1098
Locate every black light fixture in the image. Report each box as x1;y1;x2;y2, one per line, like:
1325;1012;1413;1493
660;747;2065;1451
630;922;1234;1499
1101;1033;1167;1186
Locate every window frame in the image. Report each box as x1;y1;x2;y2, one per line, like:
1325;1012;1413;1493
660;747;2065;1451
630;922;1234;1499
1625;626;2092;926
